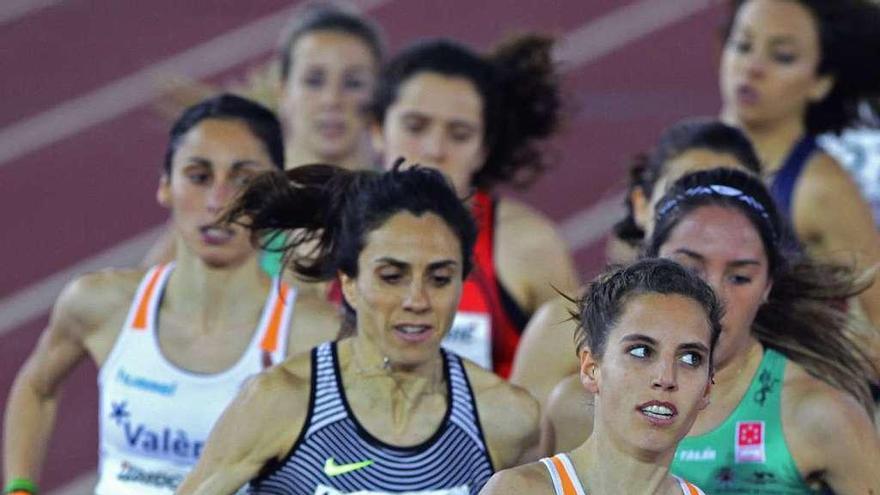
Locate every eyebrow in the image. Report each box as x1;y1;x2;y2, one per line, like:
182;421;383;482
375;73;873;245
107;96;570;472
620;334;710;354
374;257;458;270
186;157;263;169
673;249;762;268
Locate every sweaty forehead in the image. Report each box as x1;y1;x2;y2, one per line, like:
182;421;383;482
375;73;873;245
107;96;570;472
293;30;377;69
661;206;768;261
361;212;462;266
394;73;483;124
735;0;819;45
612;293;712;347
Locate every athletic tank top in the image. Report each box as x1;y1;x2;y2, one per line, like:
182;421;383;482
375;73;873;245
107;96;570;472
541;454;705;495
671;348;815;493
248;341;496;495
96;264;295;494
441;190;528;378
770;135;818;220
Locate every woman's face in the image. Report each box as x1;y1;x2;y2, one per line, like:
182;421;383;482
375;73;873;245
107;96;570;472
657;205;772;366
584;293;712;456
373;72;486;196
280;30;377;165
341;211;464;368
158;119;275;267
634;149;751;236
720;0;834;131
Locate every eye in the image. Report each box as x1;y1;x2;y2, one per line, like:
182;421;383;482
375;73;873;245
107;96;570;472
231;170;260;188
303;70;325;89
431;275;452;287
680;352;703;367
402;116;428;135
186;171;210;185
628;345;651;359
729;274;753;285
729;37;751;54
771;51;797;64
343;75;369;91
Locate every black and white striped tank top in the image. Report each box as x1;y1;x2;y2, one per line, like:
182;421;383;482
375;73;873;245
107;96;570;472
248;341;495;495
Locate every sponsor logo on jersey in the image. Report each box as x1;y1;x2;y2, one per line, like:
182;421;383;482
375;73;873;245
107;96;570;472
116;368;178;396
313;485;469;495
117;461;184;490
323;457;374;477
677;447;717;462
735;421;765;463
109;400;205;460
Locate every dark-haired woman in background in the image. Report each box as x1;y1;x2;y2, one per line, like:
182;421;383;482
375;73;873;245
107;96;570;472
720;0;880;326
178;165;538;495
369;35;579;378
545;169;880;493
511;118;764;410
2;95;338;495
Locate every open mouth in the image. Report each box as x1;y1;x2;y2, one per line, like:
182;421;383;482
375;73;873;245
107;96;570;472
199;225;235;245
637;401;678;426
393;324;434;343
735;84;759;106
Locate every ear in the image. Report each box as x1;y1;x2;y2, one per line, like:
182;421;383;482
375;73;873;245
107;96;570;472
157;174;172;209
698;372;713;411
631;186;650;230
370;121;386;157
809;74;835;103
340;271;358;312
761;279;773;304
579;348;601;395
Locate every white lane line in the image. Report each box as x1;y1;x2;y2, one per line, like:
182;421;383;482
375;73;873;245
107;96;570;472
555;0;716;66
0;0;711;338
0;225;165;335
0;0;62;26
46;472;97;495
0;0;392;169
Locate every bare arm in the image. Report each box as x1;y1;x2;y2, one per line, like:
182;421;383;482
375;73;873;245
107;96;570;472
540;374;593;455
795;154;880;328
785;375;880;494
177;363;309;495
468;362;541;469
495;199;580;314
3;273;122;481
509;298;580;411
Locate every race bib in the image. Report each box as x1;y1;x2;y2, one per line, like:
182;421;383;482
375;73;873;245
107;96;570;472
442;311;492;369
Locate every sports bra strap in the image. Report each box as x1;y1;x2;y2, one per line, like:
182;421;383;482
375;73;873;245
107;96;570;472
674;475;705;495
540;454;585;495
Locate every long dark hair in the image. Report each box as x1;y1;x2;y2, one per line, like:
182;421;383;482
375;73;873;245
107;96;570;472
647;168;878;413
372;34;564;190
220;161;477;283
724;0;880;135
614;118;762;246
164;94;285;174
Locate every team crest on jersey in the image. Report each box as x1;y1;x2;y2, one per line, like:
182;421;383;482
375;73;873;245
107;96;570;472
735;421;765;463
313;485;469;495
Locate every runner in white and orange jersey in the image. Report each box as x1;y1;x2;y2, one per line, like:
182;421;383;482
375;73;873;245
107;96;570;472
481;260;715;495
2;95;339;495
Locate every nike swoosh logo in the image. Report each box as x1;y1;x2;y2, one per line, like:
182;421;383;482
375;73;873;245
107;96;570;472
323;457;374;477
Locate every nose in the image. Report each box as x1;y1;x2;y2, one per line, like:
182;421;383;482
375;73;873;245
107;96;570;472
651;359;678;392
403;280;430;314
319;80;344;108
742;52;766;81
421;129;447;164
206;179;235;214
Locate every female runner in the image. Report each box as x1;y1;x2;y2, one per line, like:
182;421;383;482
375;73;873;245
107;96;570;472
720;0;880;325
2;95;339;494
482;259;716;495
177;164;539;494
511;118;763;409
545;168;880;493
369;35;579;377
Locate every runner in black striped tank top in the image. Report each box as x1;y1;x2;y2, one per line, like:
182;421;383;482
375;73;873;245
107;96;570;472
179;164;539;495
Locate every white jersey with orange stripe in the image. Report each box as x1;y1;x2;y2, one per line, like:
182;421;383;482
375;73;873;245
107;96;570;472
95;264;296;495
540;454;706;495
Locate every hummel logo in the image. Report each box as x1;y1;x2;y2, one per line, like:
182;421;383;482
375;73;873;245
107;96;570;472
323;457;374;477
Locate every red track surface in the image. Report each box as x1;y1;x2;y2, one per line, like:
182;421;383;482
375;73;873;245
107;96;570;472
0;0;727;489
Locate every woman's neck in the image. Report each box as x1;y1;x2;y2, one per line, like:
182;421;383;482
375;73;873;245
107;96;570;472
285;142;373;171
722;111;807;175
163;243;268;334
569;428;676;494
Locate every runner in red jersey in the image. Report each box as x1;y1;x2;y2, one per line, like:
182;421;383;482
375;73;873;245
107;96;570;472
370;36;579;377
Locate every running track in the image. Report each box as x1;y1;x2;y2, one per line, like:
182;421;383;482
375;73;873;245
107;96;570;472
0;0;726;491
